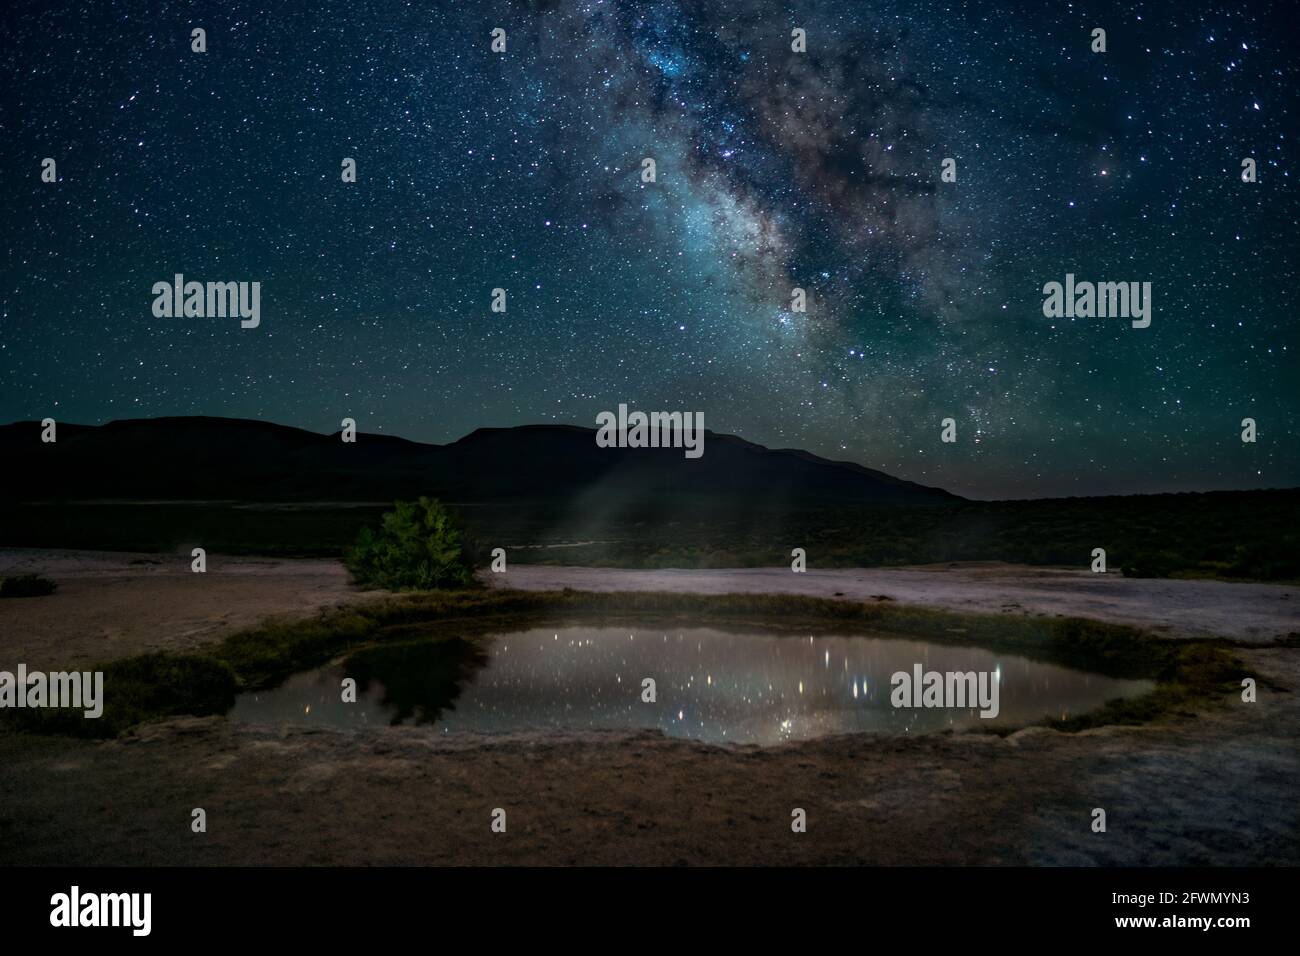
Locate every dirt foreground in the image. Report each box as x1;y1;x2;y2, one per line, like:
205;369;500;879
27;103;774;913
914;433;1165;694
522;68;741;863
0;550;1296;865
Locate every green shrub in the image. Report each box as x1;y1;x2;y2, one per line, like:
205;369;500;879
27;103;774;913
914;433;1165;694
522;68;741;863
1225;539;1300;580
344;497;476;591
1120;550;1182;578
0;573;57;597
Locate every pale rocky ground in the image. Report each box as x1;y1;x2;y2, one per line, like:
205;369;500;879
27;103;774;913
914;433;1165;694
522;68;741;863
487;564;1300;644
0;548;376;670
0;549;1296;865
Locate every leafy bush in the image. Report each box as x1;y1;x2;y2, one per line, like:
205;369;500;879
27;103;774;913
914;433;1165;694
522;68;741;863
1120;550;1184;578
344;497;476;590
0;573;57;597
1225;539;1300;580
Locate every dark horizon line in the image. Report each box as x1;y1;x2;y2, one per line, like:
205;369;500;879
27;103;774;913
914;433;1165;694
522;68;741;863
4;413;1296;505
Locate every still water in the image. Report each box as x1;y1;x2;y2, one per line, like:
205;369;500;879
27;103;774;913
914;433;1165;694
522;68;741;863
230;627;1153;745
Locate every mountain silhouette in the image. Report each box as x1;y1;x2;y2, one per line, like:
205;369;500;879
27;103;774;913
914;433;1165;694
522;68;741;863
0;416;958;505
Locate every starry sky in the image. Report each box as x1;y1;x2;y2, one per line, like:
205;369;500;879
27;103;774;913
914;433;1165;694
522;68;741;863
1;0;1295;499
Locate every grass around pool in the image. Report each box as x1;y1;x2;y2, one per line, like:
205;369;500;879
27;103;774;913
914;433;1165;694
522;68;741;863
1;588;1251;739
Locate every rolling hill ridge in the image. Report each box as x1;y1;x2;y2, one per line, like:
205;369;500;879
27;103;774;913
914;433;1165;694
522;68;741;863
0;416;958;505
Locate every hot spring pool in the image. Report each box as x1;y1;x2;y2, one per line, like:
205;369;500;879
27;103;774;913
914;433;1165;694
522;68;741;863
229;626;1153;745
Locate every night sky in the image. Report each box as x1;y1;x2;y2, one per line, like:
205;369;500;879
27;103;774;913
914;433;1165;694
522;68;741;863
1;0;1295;499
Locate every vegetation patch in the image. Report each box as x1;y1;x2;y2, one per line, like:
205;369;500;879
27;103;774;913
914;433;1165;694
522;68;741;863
3;654;237;739
0;573;57;598
343;497;475;591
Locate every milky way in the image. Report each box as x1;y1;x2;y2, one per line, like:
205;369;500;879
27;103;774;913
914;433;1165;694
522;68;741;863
1;0;1295;497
